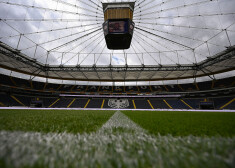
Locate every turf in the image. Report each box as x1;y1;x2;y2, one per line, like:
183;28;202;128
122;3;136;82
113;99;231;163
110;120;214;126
123;111;235;137
0;111;234;168
0;109;114;133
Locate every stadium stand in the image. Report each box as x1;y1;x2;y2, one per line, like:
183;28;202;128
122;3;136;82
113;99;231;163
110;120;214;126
125;86;139;93
99;86;113;93
127;99;135;109
51;98;73;108
167;85;183;92
166;99;190;109
45;83;62;91
197;81;211;91
214;77;234;89
182;99;202;109
32;81;46;90
42;97;58;108
86;86;99;93
59;85;75;92
213;97;235;109
13;77;31;88
138;86;151;93
134;99;151;109
151;85;166;92
180;83;197;92
0;92;10;106
149;99;170;109
113;86;125;94
86;98;103;108
73;85;86;93
1;74;235;93
14;95;31;106
0;74;14;86
102;99;133;109
223;98;235;109
69;98;89;108
0;73;235;109
102;99;111;109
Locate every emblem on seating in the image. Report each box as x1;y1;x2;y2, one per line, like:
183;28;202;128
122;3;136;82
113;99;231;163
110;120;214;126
108;99;129;109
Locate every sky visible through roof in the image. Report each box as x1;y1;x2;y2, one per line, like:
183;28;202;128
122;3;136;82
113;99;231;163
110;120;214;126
0;0;234;85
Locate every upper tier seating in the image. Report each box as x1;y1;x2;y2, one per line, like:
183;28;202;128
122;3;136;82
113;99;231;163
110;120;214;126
214;76;234;89
125;86;139;93
0;74;15;86
13;77;31;88
0;74;234;95
197;81;212;91
86;86;99;93
45;83;62;91
32;81;46;90
138;86;151;93
167;84;183;92
99;86;113;93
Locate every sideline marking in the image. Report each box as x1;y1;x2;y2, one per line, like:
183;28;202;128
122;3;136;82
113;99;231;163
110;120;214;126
0;111;234;167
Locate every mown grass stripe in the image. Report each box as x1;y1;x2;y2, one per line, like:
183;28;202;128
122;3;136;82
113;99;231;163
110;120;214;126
220;98;235;109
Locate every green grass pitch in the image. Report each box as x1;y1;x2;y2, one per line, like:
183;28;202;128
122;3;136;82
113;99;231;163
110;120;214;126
0;109;114;133
0;109;234;168
123;110;235;137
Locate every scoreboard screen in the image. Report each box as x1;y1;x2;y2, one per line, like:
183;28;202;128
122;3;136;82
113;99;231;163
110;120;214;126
108;21;128;33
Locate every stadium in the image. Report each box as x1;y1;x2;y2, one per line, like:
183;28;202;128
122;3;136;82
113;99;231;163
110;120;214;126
0;0;235;167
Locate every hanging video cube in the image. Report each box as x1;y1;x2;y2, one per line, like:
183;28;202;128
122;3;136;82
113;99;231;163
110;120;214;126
102;2;135;50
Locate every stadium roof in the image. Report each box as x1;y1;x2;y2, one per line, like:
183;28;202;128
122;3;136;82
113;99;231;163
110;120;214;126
0;0;235;83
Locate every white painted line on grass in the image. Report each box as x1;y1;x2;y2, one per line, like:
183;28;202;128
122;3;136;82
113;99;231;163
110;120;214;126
0;111;234;168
